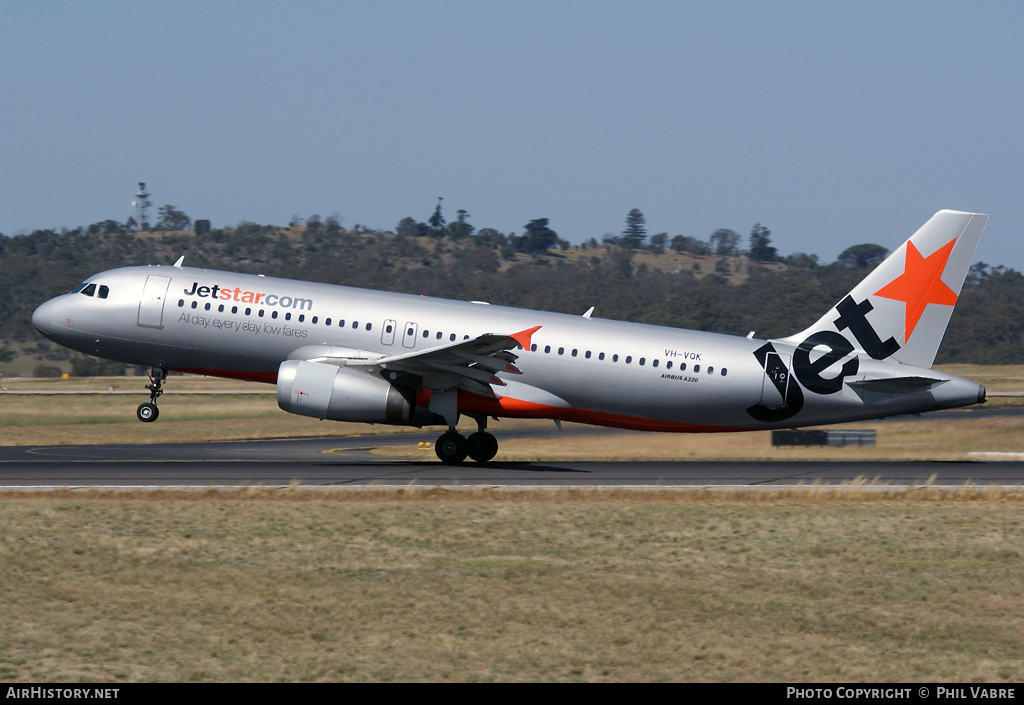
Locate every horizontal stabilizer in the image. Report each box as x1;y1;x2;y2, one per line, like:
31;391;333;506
847;376;947;395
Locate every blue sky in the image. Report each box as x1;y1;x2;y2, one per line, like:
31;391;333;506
2;1;1022;270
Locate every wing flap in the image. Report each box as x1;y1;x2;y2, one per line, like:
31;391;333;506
421;359;506;386
451;351;522;375
346;325;541;395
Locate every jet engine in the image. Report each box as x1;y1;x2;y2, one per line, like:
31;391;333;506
277;359;438;426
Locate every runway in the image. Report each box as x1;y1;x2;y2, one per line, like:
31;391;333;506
2;430;1023;489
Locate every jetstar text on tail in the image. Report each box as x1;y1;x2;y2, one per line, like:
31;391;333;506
745;293;902;422
183;282;313;310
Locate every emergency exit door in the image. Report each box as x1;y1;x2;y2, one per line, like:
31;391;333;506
137;275;171;328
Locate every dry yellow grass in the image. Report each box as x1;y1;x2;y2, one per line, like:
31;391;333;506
2;374;1024;682
476;415;1024;463
0;491;1022;682
3;374;1024;462
936;364;1024;393
0;376;405;446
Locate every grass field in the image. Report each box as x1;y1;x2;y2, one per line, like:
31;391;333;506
0;370;1022;682
2;370;1024;462
1;490;1022;682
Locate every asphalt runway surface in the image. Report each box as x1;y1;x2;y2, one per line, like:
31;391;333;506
2;425;1023;489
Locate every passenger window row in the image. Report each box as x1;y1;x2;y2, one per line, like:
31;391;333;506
178;297;712;375
528;342;727;376
179;298;330;326
176;298;476;341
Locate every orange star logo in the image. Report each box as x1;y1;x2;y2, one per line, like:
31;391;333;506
874;238;958;341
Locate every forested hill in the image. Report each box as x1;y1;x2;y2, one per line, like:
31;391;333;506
2;223;1022;370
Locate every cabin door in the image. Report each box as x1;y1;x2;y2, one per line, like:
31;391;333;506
137;275;171;329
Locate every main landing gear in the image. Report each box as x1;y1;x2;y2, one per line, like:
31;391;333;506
136;367;167;423
434;416;499;465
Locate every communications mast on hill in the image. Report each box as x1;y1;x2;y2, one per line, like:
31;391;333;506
132;182;152;230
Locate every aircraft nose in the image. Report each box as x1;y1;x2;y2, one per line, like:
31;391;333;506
32;299;56;337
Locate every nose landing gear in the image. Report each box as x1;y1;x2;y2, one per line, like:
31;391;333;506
136;367;167;423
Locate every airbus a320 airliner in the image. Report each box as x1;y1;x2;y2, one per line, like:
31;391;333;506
33;210;988;464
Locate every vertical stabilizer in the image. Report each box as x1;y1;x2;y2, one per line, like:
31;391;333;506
780;210;988;368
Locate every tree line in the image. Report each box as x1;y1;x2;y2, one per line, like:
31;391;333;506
2;204;1022;373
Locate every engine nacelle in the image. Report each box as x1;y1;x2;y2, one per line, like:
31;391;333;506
277;359;438;425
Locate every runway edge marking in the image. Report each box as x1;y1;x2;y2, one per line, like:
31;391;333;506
1;484;1022;493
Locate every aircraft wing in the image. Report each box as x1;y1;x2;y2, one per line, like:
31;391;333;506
344;325;542;397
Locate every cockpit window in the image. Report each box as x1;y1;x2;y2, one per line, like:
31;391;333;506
71;282;109;298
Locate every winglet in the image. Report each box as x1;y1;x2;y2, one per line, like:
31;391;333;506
173;256;185;268
510;325;542;349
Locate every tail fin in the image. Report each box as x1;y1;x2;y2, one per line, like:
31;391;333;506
781;210;988;368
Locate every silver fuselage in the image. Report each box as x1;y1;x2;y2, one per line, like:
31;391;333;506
32;264;985;432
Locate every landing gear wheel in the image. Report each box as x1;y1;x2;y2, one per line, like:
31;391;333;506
137;367;168;423
435;431;468;465
137;402;159;423
466;431;499;463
